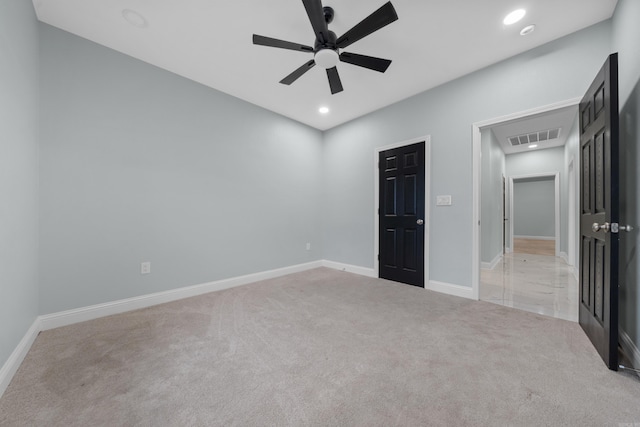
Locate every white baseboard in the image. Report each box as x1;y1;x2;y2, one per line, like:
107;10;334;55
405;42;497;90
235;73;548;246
0;318;40;399
322;261;475;301
39;261;323;331
481;252;502;270
620;329;640;373
513;235;555;241
557;252;579;279
427;280;474;300
2;261;325;400
1;259;473;400
322;260;376;277
570;266;579;280
559;252;569;264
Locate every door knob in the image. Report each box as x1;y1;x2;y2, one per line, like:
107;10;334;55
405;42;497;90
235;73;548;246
417;219;424;225
592;222;610;232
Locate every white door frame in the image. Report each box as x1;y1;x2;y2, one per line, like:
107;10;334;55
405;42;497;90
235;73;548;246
373;135;431;286
568;158;577;269
508;172;560;256
471;97;581;300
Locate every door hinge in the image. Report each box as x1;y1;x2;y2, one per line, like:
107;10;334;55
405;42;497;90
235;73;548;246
377;254;380;261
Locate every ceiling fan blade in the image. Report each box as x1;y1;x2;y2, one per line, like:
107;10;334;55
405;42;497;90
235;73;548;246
253;35;314;52
339;52;392;73
336;1;398;49
302;0;330;44
280;60;316;85
326;67;343;94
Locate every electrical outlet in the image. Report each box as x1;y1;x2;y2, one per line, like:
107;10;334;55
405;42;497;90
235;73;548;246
141;261;151;275
306;243;311;251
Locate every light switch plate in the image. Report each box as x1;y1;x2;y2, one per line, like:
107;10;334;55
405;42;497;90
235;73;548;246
141;262;151;274
436;195;452;206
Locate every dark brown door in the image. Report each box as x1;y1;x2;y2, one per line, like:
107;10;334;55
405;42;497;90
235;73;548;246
379;142;425;287
579;53;620;370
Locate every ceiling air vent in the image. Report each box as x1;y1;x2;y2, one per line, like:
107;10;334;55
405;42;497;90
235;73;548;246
508;127;561;146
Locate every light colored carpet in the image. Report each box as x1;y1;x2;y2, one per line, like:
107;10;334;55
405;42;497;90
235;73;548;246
1;267;639;426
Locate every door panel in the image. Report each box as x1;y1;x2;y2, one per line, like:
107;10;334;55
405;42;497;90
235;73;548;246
379;142;425;287
579;53;619;370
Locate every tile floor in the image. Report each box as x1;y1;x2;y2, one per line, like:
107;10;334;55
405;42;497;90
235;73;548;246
480;252;578;322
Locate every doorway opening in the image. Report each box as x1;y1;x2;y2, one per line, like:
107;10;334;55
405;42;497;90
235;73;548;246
508;172;560;257
472;99;581;321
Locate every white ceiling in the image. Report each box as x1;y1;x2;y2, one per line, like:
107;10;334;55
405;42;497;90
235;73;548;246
491;105;578;155
32;0;617;130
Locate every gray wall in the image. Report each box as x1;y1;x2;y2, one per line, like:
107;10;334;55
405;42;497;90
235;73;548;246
480;129;505;264
0;1;40;368
612;0;640;360
38;24;324;314
323;22;611;287
506;146;566;250
513;178;555;238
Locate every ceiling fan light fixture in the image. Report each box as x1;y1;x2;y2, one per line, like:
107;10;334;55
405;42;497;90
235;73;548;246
315;49;339;69
503;9;526;26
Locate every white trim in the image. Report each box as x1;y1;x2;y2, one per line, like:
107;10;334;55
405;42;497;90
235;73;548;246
322;260;376;277
508;172;561;257
471;98;581;302
620;329;640;374
427;280;474;300
559;251;569;264
373;136;431;286
570;266;579;280
561;254;578;280
0;318;41;399
567;158;577;267
513;235;556;241
472;98;583;129
472;125;482;300
481;252;503;270
39;261;323;331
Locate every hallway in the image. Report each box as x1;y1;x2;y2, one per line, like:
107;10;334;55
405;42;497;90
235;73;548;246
480;253;578;322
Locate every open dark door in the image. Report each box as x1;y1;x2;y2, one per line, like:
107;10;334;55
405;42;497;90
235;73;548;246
579;53;620;370
379;142;425;287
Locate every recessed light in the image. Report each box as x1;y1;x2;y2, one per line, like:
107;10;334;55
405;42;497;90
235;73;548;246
520;24;536;36
503;9;526;26
319;106;330;114
529;144;538;149
122;9;148;28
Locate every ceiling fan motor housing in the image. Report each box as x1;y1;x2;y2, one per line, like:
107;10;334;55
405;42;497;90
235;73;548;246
314;30;337;51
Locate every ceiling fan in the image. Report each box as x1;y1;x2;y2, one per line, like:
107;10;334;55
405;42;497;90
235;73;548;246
253;1;398;95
